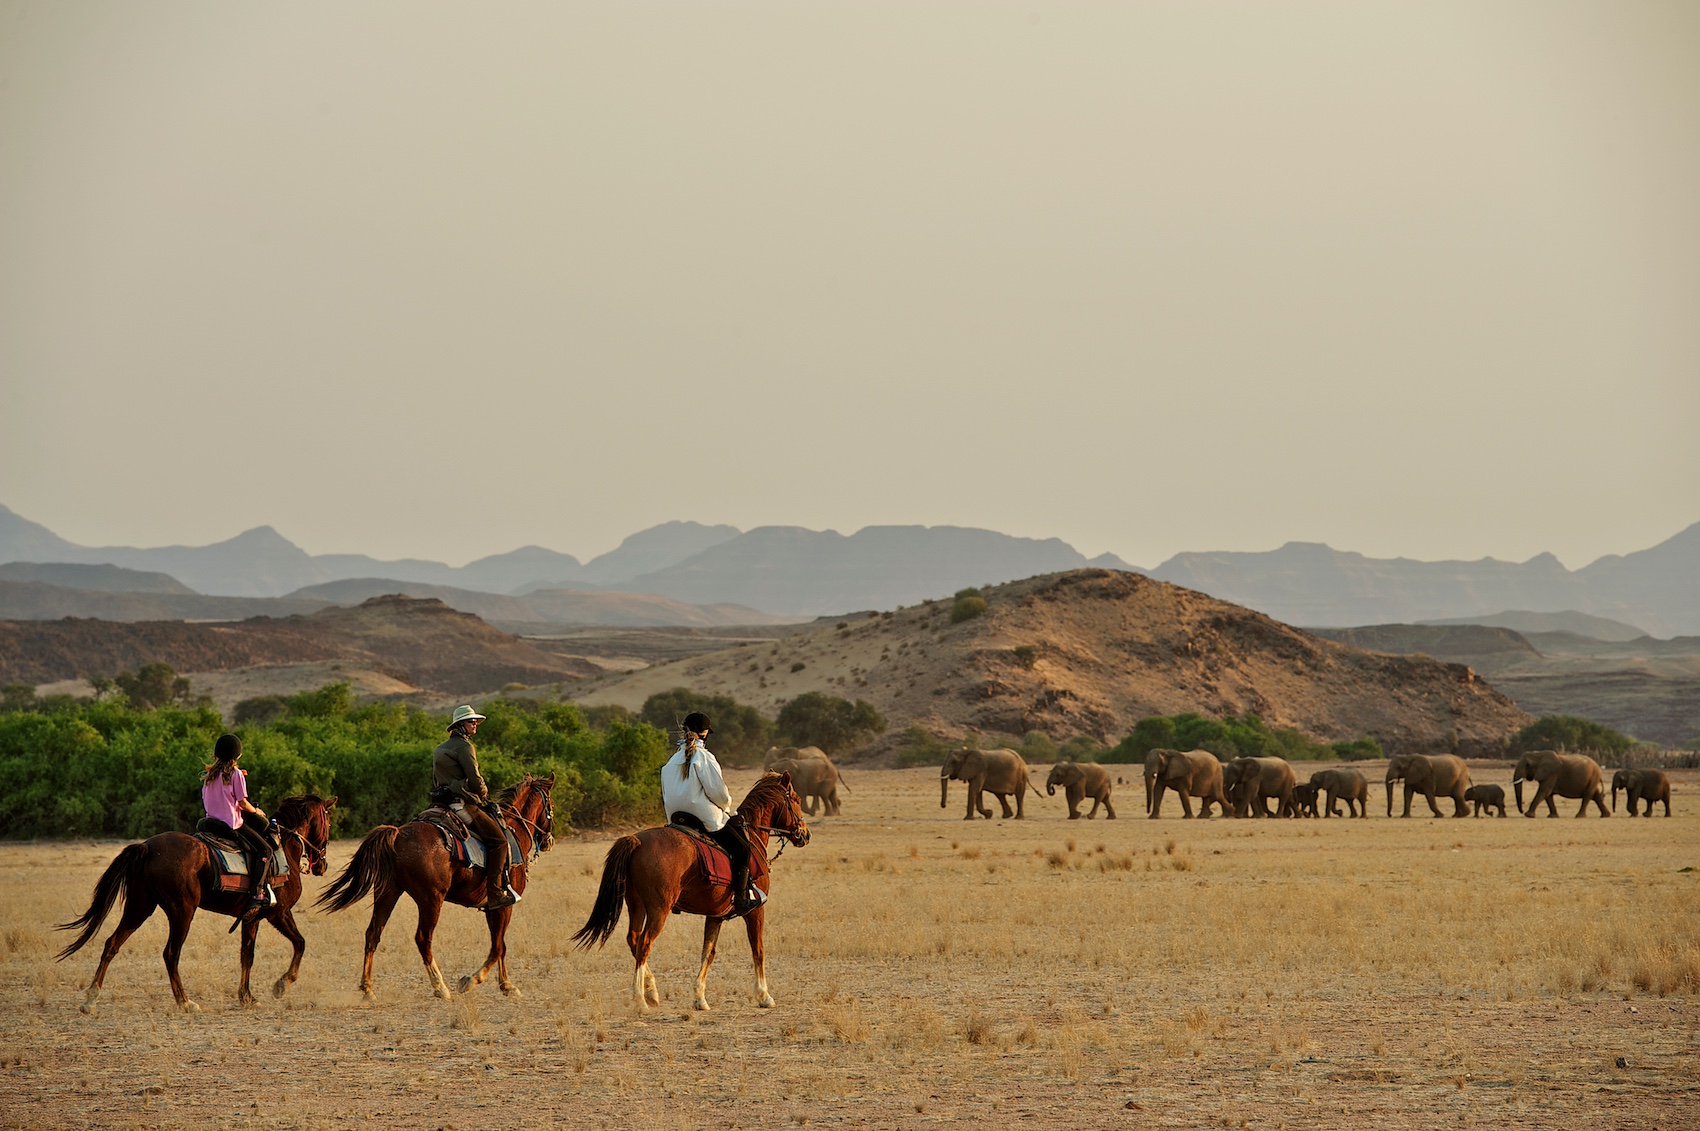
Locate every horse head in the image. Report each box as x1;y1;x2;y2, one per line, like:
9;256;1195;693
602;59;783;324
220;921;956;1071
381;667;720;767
276;794;337;876
745;771;809;848
500;773;556;856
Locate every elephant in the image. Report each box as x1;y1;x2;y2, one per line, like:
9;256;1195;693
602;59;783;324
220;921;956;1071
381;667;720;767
1147;748;1228;819
1290;782;1319;818
768;755;845;816
764;745;828;771
1308;768;1369;818
1611;769;1671;817
940;748;1035;820
1512;750;1609;817
1463;783;1507;817
1046;761;1115;819
1384;753;1472;818
1222;757;1296;818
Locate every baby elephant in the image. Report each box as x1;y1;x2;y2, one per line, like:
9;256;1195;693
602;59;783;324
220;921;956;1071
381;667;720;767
1612;769;1672;817
1464;784;1507;817
1046;761;1115;820
1290;782;1320;818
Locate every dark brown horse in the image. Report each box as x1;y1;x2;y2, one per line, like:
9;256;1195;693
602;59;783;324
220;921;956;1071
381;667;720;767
573;772;809;1011
56;794;336;1014
318;773;554;1000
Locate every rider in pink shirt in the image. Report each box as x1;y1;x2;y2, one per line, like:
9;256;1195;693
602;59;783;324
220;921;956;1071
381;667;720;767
201;734;277;918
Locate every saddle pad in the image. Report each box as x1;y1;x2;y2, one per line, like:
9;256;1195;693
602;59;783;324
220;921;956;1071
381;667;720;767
195;835;287;892
669;826;733;888
416;812;521;873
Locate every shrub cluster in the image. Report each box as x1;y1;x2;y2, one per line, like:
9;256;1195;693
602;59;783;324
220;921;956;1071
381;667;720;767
0;681;671;839
1099;712;1368;764
1510;715;1639;758
950;587;988;624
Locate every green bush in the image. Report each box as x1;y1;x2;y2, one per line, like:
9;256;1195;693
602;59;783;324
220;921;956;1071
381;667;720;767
638;689;774;767
1510;715;1639;758
892;725;956;768
0;682;673;838
776;692;886;755
1330;737;1383;761
1101;712;1345;764
950;596;987;623
1015;730;1056;763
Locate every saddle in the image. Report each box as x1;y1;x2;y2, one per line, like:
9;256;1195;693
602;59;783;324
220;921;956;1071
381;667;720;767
193;820;287;894
414;806;522;872
667;819;735;888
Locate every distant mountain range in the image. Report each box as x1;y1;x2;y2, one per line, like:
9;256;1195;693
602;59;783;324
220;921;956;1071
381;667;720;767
1;504;1695;635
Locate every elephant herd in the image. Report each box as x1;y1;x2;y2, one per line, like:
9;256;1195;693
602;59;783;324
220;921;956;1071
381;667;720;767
932;745;1673;821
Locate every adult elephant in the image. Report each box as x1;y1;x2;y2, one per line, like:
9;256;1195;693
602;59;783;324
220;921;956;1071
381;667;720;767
769;756;845;816
1513;750;1609;817
1309;768;1369;818
1222;757;1296;818
1385;754;1471;817
1147;749;1227;819
1046;761;1115;820
940;748;1035;820
764;745;828;771
1611;768;1671;817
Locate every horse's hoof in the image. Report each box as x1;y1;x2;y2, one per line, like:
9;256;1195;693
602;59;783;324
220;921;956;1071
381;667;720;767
434;987;452;1001
693;999;711;1012
756;995;775;1009
361;988;377;1003
457;975;475;994
79;1002;97;1016
501;984;521;998
239;995;257;1009
179;999;201;1013
272;979;290;998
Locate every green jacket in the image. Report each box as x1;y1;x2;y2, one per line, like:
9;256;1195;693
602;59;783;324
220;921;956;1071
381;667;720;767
432;733;489;803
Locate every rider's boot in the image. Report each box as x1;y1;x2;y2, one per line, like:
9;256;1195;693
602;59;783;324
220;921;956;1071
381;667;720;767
477;857;518;911
730;864;762;917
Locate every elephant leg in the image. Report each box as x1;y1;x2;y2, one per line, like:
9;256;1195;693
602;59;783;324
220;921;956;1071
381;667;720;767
1402;784;1416;818
1149;784;1165;819
1177;791;1194;819
995;792;1016;819
1103;795;1116;819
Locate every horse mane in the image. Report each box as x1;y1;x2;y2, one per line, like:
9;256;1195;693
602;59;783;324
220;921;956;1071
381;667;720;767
737;772;793;818
274;794;326;828
494;776;532;807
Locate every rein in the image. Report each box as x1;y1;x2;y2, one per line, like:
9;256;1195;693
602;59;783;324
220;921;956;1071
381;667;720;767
498;789;553;863
280;824;327;872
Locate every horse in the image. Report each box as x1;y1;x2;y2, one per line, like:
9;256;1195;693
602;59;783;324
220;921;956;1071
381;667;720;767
318;773;554;1000
573;771;809;1011
56;794;337;1014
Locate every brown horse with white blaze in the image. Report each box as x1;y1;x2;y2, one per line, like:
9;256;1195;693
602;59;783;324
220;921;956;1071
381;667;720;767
318;773;554;1000
573;772;808;1011
56;794;336;1014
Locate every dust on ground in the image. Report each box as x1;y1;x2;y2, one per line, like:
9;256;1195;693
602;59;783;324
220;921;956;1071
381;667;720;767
2;768;1695;1129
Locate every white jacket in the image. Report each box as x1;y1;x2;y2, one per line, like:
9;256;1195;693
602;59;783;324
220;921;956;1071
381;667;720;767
661;741;734;832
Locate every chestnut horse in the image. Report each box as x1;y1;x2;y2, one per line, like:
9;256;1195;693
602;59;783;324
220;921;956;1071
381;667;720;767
573;772;809;1011
56;794;336;1014
318;773;554;1000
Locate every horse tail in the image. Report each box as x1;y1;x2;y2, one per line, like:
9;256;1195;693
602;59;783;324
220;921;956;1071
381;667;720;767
317;826;399;913
55;843;146;960
572;835;640;950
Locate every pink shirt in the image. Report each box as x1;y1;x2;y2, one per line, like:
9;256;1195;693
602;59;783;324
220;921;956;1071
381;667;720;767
202;768;248;828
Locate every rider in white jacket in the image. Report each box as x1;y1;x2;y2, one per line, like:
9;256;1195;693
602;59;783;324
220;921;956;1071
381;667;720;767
662;712;760;916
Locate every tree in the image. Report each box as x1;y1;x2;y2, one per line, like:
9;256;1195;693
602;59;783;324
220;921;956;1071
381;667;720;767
774;692;885;755
113;663;193;711
1511;715;1638;758
640;689;774;767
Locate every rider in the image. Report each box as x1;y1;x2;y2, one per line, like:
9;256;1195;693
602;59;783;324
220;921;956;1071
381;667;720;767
432;705;518;911
200;733;279;919
662;711;760;917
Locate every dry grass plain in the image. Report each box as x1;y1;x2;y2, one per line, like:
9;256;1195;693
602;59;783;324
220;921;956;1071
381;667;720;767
2;764;1696;1130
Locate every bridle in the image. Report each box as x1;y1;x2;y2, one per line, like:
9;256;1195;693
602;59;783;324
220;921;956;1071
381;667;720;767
280;813;330;873
498;784;554;863
741;787;809;863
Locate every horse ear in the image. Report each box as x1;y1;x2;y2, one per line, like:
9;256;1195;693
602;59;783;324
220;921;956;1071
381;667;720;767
326;796;338;809
779;771;792;788
544;771;556;786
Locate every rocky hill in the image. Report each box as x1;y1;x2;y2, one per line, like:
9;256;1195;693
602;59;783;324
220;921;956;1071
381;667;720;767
573;569;1531;757
0;595;597;692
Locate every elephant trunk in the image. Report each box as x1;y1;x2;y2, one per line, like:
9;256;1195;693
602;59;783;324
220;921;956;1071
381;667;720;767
1384;779;1396;818
1611;781;1620;814
940;775;950;809
1046;783;1056;797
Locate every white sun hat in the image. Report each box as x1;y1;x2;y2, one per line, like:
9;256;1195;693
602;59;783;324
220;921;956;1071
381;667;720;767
450;705;487;726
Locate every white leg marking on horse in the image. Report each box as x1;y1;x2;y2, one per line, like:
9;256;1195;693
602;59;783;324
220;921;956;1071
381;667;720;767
428;961;451;1000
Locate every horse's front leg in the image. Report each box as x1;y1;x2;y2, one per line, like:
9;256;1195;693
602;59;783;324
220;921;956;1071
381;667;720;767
694;919;724;1011
460;906;516;996
269;905;307;998
743;907;773;1008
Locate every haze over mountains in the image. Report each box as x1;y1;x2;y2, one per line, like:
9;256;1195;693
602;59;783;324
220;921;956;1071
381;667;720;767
2;504;1696;636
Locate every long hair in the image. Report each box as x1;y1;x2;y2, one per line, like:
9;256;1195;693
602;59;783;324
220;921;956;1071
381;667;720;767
202;756;240;785
676;729;704;780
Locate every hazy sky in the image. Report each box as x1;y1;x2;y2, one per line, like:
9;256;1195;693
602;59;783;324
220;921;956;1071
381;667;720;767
3;1;1696;569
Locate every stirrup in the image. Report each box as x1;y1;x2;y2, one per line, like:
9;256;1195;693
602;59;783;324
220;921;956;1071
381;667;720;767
477;889;519;911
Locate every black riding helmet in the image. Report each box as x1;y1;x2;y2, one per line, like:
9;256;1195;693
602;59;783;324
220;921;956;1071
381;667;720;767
214;733;242;762
682;711;713;736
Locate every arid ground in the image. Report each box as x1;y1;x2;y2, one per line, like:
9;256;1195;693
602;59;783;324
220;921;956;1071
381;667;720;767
2;764;1696;1130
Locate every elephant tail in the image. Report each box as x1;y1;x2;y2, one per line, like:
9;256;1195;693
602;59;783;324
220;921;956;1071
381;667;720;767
836;771;849;793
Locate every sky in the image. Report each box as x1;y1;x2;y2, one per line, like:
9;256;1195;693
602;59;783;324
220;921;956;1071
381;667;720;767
2;1;1696;570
